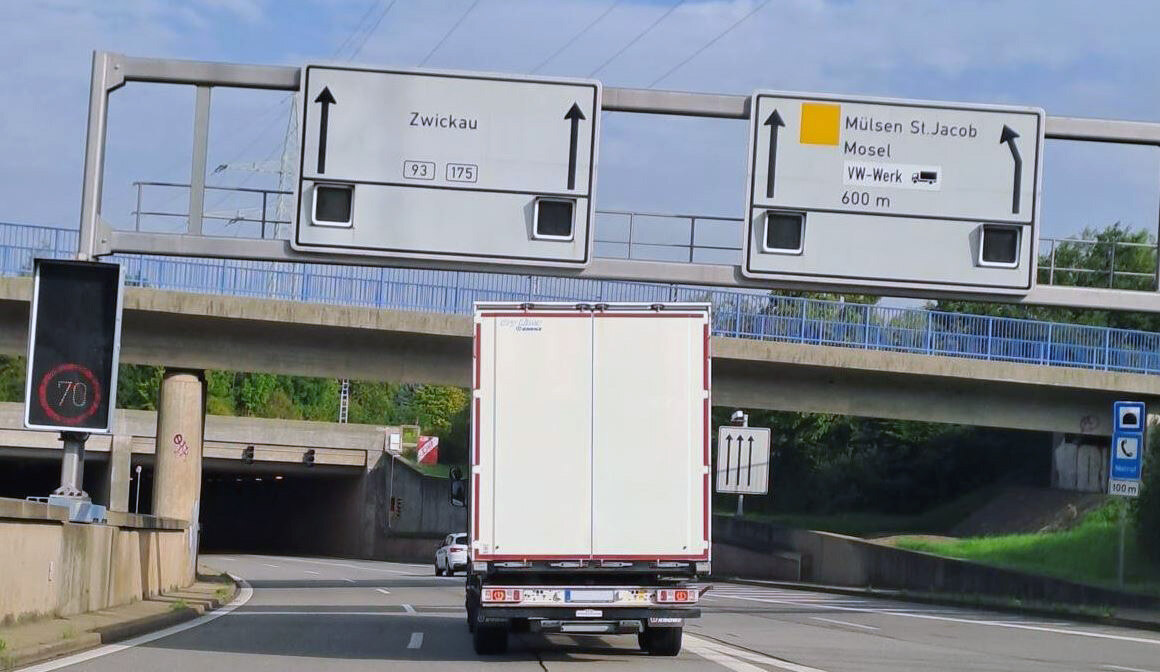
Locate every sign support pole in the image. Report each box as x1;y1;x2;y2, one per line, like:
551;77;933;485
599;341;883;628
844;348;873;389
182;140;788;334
53;431;90;499
735;413;749;518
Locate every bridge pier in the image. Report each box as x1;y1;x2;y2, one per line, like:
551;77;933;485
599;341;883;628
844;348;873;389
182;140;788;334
106;434;133;512
152;369;206;582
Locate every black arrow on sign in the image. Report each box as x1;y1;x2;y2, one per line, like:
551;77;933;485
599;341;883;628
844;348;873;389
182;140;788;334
1000;125;1022;214
565;103;586;190
746;436;754;486
723;434;734;485
314;87;337;174
764;110;785;199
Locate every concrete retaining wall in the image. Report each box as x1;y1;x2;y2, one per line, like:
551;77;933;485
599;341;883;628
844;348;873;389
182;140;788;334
0;498;192;625
713;515;1160;609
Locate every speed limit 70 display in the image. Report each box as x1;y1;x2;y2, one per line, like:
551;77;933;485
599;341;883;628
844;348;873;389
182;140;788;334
24;260;124;433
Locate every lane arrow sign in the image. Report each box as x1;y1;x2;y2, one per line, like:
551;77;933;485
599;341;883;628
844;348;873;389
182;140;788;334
724;434;734;485
764;110;785;199
1000;125;1022;214
314;87;337;174
746;436;754;486
564;103;586;190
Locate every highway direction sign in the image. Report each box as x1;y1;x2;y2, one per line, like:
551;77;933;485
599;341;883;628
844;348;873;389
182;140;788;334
294;64;600;267
1109;400;1146;497
744;91;1045;295
24;260;124;433
716;426;771;495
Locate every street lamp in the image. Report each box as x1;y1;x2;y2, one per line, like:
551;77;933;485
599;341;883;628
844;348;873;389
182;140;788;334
134;464;143;514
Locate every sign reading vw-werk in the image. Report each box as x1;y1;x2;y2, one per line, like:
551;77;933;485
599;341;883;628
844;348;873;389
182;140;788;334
1109;401;1147;497
294;65;600;268
745;91;1044;295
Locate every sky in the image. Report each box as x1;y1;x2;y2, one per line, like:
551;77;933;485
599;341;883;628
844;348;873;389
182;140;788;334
1;0;1159;254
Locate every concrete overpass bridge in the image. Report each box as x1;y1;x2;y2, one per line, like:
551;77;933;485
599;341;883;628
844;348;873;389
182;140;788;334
1;273;1158;436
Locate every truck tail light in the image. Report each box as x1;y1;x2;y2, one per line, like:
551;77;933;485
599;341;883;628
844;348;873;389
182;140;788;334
482;588;522;603
655;589;697;604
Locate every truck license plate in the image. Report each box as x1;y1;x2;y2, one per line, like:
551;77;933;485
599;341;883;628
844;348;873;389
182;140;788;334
566;590;615;603
575;609;603;618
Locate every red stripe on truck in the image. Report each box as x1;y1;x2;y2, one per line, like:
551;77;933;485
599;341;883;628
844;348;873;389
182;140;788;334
473;553;710;561
703;323;710;390
473;397;480;465
479;312;706;319
473;323;481;390
473;473;480;542
703;472;710;542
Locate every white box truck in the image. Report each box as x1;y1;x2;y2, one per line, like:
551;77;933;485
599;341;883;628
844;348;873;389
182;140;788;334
451;302;711;656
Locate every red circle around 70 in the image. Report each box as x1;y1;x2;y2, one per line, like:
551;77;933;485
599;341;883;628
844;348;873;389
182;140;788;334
37;363;102;426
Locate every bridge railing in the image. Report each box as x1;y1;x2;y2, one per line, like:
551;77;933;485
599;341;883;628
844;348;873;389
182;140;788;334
1;221;1158;375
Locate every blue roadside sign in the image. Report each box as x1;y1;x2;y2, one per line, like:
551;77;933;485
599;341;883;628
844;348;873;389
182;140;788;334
1109;401;1146;497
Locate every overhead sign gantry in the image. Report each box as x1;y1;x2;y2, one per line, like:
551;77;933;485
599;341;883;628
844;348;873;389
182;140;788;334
73;53;1160;313
294;65;601;267
745;91;1045;294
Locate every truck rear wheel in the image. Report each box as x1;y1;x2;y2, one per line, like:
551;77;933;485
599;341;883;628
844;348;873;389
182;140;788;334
639;626;682;656
472;623;508;655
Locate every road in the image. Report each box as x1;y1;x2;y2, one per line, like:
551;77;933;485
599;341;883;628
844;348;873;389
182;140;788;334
20;554;1160;672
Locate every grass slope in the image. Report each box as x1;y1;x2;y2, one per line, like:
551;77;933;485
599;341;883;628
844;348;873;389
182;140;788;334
894;501;1160;596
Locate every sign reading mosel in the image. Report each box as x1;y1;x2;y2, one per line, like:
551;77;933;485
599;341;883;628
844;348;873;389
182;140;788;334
294;65;600;267
745;91;1044;294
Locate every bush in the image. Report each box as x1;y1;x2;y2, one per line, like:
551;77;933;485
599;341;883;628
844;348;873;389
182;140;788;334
1135;424;1160;563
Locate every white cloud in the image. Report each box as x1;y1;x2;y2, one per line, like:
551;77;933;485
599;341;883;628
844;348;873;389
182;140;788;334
0;0;1157;240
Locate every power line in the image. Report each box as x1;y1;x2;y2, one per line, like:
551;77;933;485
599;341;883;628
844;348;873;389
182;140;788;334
420;0;482;66
648;0;771;88
530;0;622;74
333;0;383;59
348;0;401;61
587;1;684;78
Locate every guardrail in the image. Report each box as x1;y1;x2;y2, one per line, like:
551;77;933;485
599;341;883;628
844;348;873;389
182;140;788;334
2;220;1158;375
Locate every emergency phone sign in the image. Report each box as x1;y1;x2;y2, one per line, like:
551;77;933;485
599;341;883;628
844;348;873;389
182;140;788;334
24;260;124;433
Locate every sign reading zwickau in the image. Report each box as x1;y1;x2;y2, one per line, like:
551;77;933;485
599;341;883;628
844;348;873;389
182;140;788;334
294;65;600;267
744;91;1044;295
1109;401;1146;497
715;426;771;495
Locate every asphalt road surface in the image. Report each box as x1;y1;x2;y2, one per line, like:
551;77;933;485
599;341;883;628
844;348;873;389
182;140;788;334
20;554;1160;672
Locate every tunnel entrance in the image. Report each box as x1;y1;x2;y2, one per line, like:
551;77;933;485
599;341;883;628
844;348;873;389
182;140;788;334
199;459;366;557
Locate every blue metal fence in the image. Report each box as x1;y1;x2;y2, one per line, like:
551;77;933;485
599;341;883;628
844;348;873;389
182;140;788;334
2;221;1158;375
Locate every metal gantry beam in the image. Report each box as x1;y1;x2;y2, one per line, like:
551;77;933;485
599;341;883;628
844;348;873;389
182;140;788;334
77;51;1160;312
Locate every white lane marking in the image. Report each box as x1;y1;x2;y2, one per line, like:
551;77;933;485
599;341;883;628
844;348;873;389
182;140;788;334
226;611;458;618
262;563;279;568
343;578;356;584
245;555;421;576
714;594;1160;646
686;635;828;672
376;588;391;595
1102;666;1159;672
810;616;879;631
19;575;254;672
303;570;320;575
407;632;424;649
684;638;765;672
402;604;417;614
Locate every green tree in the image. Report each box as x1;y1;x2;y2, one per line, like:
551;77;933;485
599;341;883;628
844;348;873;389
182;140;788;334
206;370;236;416
237;373;278;416
0;355;25;402
935;223;1160;331
1137;424;1160;562
116;364;164;410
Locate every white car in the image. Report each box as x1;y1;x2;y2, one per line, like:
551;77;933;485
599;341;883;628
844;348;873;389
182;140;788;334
435;533;468;576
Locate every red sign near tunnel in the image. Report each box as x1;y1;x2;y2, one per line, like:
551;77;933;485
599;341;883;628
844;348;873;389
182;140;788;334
417;436;439;465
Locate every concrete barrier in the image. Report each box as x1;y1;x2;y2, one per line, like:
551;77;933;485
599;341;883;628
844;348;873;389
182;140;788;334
0;497;192;625
713;515;1160;609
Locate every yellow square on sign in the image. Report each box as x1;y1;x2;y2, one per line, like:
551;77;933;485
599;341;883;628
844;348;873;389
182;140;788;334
799;102;841;145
